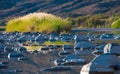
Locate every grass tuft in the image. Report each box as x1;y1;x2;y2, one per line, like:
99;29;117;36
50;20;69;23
44;41;72;46
6;12;72;33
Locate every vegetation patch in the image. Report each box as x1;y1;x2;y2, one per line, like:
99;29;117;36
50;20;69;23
5;13;120;32
112;18;120;28
6;12;72;33
68;14;120;29
24;46;42;51
44;41;72;46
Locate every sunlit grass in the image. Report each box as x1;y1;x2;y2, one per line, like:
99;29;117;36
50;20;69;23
6;12;72;33
24;46;42;51
111;18;120;28
44;41;72;46
23;41;72;51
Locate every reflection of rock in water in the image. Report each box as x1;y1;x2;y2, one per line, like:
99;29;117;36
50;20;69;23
74;49;92;55
74;40;93;55
104;43;120;56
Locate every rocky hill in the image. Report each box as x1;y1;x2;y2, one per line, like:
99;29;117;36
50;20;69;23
0;0;120;22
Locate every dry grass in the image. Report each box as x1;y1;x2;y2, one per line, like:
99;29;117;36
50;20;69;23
44;41;73;46
6;12;72;33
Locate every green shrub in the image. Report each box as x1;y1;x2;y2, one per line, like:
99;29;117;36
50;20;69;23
68;14;108;28
68;16;88;27
106;14;120;28
6;12;72;33
112;18;120;28
84;14;106;28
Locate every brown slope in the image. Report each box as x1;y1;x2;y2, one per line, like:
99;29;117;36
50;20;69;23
0;0;120;25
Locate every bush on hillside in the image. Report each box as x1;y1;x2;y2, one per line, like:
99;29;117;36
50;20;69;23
112;18;120;28
6;12;72;33
68;16;88;27
68;14;109;28
84;14;106;28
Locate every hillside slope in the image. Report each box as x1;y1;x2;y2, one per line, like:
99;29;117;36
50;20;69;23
0;0;120;22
